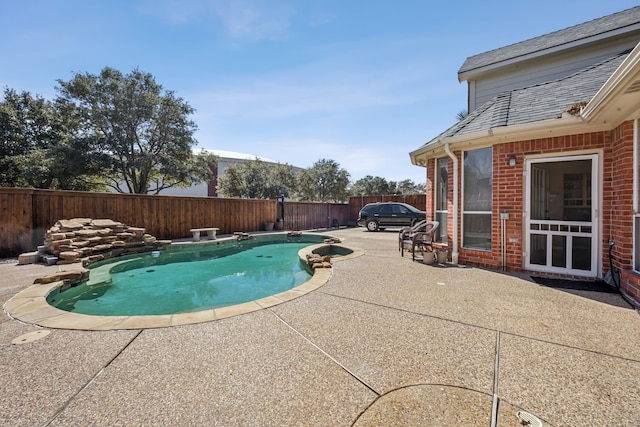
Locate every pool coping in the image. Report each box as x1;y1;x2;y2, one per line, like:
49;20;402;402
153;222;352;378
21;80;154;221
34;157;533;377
4;236;364;331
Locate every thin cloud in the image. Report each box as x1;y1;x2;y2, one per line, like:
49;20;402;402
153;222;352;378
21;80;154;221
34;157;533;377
139;0;293;42
209;0;293;42
190;44;442;120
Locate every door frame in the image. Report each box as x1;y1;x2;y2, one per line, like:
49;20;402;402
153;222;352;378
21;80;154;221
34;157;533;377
524;153;600;277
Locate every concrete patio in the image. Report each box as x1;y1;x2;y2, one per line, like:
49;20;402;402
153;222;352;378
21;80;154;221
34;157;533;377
1;227;639;426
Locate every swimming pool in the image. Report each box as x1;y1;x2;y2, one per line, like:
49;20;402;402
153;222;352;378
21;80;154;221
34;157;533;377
46;235;327;316
5;233;363;330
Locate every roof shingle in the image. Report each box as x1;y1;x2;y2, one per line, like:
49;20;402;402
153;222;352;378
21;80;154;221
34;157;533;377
459;6;640;75
424;49;630;146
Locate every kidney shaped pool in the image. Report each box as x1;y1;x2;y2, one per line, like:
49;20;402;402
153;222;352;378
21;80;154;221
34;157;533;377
47;235;330;316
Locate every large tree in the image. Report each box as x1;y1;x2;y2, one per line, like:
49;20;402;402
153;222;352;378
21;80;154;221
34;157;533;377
296;159;350;202
349;176;426;196
56;67;213;194
349;175;396;196
396;179;426;195
217;158;296;198
0;88;105;190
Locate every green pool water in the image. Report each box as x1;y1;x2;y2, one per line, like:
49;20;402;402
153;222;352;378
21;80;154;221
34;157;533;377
47;237;324;316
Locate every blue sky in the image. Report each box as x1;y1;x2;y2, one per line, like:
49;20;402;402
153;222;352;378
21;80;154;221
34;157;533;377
2;1;638;184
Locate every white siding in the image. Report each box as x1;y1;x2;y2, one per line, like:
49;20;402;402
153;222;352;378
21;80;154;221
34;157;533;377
160;182;209;197
469;38;639;111
113;151;303;197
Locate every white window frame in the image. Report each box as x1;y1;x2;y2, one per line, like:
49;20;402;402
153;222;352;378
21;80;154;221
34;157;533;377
435;156;448;244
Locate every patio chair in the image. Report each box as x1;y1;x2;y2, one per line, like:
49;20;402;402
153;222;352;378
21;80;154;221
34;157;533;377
398;220;428;251
400;221;439;261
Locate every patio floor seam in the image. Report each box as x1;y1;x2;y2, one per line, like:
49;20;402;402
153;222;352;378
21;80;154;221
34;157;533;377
315;290;640;364
268;308;381;397
490;331;501;427
41;329;143;426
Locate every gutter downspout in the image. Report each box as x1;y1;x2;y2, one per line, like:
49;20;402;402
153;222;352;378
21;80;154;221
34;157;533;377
443;142;459;264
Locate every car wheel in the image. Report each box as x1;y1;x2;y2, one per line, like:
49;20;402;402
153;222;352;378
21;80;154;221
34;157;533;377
366;219;379;232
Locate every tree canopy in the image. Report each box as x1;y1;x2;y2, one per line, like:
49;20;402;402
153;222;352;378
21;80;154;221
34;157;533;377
349;175;396;196
296;159;350;202
0;88;105;190
396;179;426;195
217;158;296;199
349;175;425;196
2;66;428;199
56;67;214;194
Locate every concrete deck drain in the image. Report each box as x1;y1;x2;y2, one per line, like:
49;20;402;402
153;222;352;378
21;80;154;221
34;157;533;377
12;329;51;345
516;410;543;426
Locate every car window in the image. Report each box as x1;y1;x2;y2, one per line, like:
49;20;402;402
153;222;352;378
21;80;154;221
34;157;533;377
404;204;421;213
378;205;392;215
393;204;409;214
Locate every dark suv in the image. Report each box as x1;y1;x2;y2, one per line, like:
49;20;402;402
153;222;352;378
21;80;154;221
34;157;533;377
356;202;426;231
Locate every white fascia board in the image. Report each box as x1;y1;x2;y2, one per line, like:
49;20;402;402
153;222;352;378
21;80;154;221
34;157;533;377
410;115;604;166
581;41;640;121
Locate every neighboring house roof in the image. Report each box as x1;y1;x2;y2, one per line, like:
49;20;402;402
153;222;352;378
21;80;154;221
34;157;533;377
196;148;278;164
459;6;640;77
195;148;304;174
436;49;630;142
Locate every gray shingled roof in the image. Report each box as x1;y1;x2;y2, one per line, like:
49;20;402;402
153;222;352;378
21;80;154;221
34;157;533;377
425;50;630;145
459;6;640;74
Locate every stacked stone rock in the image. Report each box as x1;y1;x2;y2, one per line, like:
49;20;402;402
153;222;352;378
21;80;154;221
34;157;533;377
305;253;332;269
42;218;169;266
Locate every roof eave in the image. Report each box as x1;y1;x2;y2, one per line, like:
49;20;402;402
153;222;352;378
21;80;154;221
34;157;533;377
459;23;640;82
581;41;640;125
410;116;600;166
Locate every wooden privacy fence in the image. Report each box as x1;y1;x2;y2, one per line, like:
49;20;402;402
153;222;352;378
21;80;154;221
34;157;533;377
348;194;427;222
0;188;425;257
283;202;351;231
0;188;352;257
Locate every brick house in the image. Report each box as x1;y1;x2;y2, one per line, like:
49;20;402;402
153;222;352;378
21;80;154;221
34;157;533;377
410;7;640;307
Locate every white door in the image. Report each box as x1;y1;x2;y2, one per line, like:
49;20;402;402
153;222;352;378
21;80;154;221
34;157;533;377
524;154;599;277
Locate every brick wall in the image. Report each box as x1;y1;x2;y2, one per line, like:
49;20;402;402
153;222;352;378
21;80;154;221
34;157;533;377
610;121;640;305
423;121;640;306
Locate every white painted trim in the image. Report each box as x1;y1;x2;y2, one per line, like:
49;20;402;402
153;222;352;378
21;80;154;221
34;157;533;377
410;115;594;166
443;144;459;263
435;156;449;245
468;81;476;112
581;42;640;121
524;153;600;277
